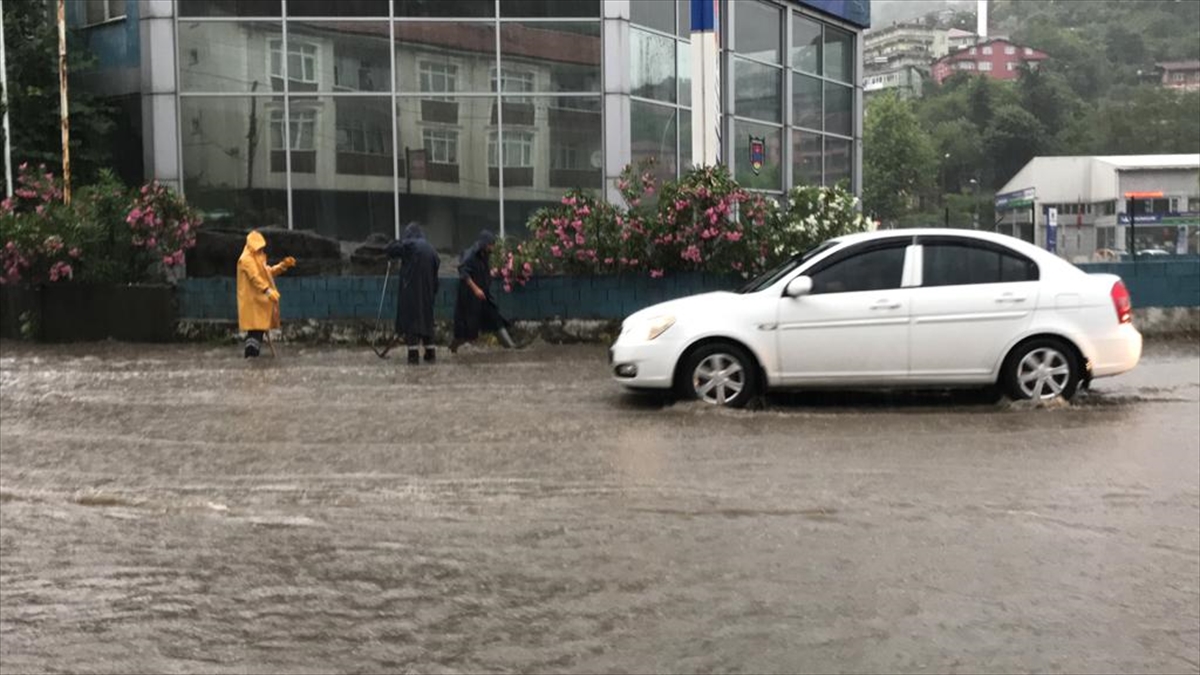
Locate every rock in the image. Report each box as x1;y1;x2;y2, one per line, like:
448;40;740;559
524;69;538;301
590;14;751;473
349;233;393;275
186;227;343;277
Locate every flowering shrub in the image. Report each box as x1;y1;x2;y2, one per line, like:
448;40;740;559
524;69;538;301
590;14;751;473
491;160;869;290
1;164;81;284
768;185;873;259
126;181;200;269
0;165;200;285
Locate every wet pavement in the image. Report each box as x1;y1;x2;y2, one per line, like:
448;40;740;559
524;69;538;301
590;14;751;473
1;338;1198;674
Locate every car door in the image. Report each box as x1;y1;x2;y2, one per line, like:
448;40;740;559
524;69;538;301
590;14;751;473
908;237;1041;381
775;239;914;384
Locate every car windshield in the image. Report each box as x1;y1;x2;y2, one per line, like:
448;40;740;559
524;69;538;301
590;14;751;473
737;240;840;293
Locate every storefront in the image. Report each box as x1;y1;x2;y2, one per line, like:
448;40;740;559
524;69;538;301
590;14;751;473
76;0;867;250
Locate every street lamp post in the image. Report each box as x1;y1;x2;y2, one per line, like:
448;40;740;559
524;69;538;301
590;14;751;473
969;178;980;229
943;153;951;227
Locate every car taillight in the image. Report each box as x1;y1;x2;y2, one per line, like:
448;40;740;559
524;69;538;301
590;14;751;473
1111;280;1132;325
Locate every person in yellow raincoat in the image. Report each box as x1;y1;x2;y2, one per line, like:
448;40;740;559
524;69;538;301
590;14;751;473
237;230;296;358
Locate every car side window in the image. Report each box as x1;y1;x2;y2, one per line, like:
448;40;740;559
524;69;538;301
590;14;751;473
922;243;1039;287
810;245;907;294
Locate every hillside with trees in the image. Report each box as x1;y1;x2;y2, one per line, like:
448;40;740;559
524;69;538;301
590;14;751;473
864;0;1200;228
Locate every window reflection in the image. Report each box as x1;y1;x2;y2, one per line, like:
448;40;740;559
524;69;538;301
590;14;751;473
499;22;602;93
287;22;392;92
179;21;282;93
394;22;495;93
181;97;288;227
632;28;677;102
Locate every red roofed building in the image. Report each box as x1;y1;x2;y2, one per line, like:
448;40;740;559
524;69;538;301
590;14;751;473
1157;61;1200;92
931;38;1048;85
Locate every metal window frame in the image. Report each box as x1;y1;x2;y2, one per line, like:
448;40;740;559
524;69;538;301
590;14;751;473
176;0;606;241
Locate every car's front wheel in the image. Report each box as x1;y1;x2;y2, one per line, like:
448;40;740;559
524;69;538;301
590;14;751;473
678;342;760;408
1002;338;1081;402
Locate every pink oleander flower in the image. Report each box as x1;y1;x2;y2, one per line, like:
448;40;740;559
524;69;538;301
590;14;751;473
726;231;742;242
577;205;590;216
575;234;585;245
604;257;614;265
550;245;563;258
650;269;664;278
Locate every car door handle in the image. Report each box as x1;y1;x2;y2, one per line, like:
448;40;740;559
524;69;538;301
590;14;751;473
870;301;901;310
995;295;1027;304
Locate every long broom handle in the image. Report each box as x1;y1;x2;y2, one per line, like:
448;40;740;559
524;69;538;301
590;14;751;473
375;260;392;329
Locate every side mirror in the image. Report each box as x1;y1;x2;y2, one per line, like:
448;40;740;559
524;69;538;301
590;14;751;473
785;275;813;298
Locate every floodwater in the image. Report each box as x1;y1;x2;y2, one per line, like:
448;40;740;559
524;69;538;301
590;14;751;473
1;339;1198;674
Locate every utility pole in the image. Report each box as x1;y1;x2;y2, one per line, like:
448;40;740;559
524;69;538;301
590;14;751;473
57;0;69;204
1;0;12;198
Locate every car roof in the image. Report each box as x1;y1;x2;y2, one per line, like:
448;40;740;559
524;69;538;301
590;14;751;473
833;228;1049;256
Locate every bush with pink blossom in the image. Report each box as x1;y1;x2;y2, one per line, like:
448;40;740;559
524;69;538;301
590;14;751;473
0;164;201;285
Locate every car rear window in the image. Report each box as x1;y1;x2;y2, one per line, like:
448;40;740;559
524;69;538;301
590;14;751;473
923;243;1038;287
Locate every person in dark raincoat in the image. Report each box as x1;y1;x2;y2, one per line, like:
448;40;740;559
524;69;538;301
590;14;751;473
450;229;515;353
385;222;440;364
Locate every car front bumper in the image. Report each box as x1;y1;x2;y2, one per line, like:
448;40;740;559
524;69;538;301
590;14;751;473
609;337;680;389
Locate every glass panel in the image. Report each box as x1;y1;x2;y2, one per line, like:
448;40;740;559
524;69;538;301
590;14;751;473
678;41;692;107
396;96;500;251
824;25;854;83
824;81;852;136
394;22;495;93
395;0;495;17
734;58;781;123
792;73;821;130
824;136;851;189
631;28;676;103
178;0;280;18
630;100;678;185
791;14;822;74
922;245;1001;287
792;131;821;187
734;119;782;191
181;97;288;228
179;21;281;93
631;0;674;34
288;0;388;16
499;0;599;18
500;23;602;93
288;22;391;93
677;0;691;38
287;97;395;242
503;96;603;239
734;0;781;64
811;246;906;294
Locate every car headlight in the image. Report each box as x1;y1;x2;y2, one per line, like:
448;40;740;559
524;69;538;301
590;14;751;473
646;315;676;341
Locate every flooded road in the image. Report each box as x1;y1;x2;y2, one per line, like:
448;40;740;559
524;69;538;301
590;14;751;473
2;339;1198;674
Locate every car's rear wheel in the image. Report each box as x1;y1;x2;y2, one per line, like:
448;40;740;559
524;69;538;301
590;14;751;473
679;342;760;408
1003;338;1080;402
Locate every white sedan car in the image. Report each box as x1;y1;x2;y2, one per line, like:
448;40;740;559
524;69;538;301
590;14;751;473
611;229;1142;407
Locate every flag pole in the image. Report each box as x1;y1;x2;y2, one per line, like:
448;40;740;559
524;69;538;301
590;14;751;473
56;0;69;204
1;0;12;198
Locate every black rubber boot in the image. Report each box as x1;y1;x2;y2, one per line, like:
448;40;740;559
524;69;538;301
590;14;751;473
407;349;420;365
424;348;436;363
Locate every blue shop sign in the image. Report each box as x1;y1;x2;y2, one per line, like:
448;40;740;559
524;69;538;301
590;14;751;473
796;0;871;28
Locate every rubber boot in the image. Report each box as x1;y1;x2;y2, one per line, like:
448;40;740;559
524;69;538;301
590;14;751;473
407;347;420;365
497;327;516;349
424;347;436;363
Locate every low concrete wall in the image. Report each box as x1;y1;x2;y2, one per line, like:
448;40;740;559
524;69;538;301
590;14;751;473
1077;259;1200;308
177;273;744;323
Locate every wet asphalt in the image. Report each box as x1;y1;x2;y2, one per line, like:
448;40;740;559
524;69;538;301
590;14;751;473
1;338;1198;674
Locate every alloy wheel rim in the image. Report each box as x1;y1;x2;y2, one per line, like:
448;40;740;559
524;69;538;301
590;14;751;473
1017;348;1071;400
693;353;745;406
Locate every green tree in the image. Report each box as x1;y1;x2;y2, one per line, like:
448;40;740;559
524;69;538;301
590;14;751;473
1;0;116;193
1017;66;1081;153
930;119;984;196
984;106;1046;189
863;93;936;225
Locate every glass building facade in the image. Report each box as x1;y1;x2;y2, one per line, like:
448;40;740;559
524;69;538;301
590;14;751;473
75;0;864;252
